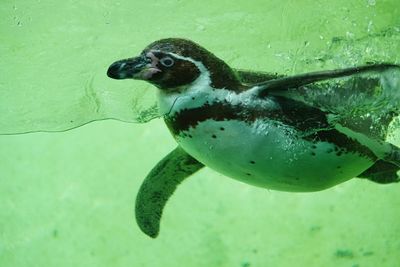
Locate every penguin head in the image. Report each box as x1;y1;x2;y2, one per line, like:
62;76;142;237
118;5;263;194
107;38;241;91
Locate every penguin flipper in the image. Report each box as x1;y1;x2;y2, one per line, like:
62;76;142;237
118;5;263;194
234;69;283;84
135;146;204;238
255;64;399;97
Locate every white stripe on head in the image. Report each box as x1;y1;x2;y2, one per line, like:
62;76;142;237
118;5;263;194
156;51;278;117
156;51;214;116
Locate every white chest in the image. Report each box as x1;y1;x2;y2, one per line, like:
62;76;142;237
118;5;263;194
174;118;373;191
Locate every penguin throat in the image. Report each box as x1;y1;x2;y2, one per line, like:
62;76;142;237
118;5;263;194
157;67;213;117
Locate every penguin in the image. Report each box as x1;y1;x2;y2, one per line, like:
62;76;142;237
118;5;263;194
107;38;400;238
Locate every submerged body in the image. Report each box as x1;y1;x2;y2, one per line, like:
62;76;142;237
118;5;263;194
107;38;400;237
160;84;373;191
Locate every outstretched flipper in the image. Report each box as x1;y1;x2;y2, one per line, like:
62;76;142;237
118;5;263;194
255;64;399;97
234;69;283;84
135;146;204;238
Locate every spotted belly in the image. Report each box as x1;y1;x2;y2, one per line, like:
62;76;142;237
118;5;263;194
175;119;374;192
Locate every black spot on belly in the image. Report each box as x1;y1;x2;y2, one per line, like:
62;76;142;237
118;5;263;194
220;127;225;131
250;160;256;164
311;152;316;156
311;145;317;149
246;173;252;176
188;134;193;138
211;134;217;139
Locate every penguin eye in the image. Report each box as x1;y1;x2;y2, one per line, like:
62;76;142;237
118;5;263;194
160;57;174;67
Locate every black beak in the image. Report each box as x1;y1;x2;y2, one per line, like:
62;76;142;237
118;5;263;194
107;56;146;79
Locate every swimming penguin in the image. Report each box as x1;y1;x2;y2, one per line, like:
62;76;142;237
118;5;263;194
107;38;400;238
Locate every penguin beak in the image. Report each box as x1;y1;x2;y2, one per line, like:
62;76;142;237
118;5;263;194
107;56;147;80
107;55;162;81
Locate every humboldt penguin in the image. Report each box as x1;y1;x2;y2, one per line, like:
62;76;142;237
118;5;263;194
107;38;400;238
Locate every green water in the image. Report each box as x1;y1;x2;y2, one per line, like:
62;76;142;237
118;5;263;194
1;0;400;266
